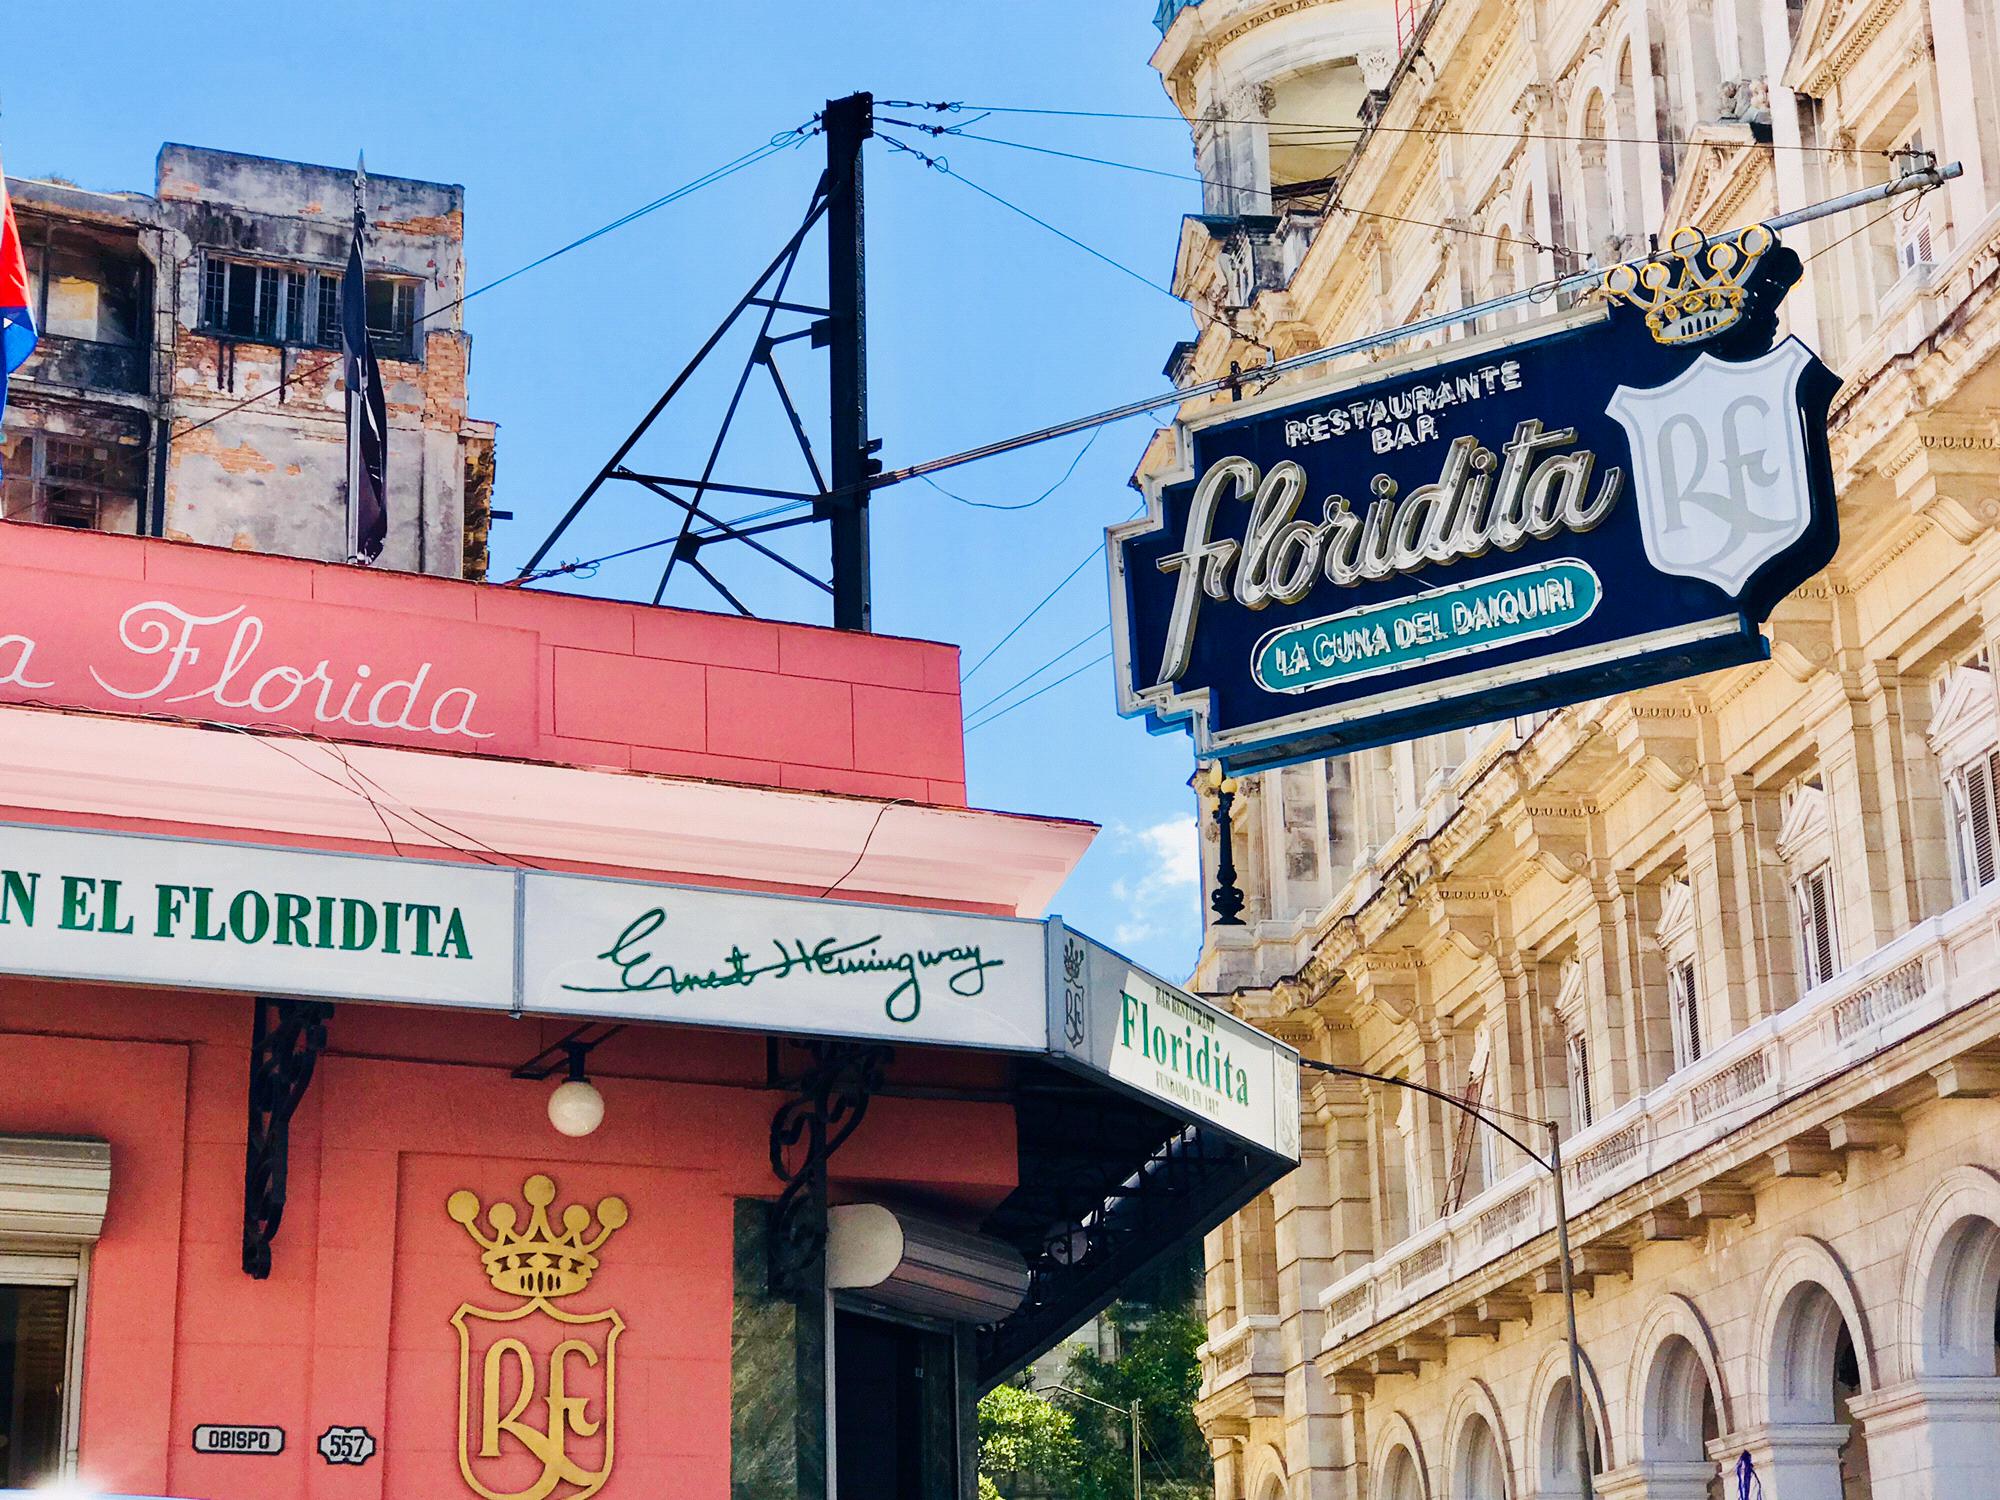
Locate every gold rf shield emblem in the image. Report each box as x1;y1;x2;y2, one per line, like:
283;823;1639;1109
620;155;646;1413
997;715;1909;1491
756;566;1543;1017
448;1174;628;1500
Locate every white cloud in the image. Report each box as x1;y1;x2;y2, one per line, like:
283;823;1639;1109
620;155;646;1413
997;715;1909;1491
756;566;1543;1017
1106;816;1200;950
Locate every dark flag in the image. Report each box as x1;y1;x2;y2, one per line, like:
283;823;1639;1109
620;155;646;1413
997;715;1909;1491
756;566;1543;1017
342;158;388;564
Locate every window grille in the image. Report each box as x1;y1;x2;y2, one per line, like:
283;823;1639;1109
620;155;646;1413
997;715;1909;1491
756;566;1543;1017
317;278;342;348
197;253;421;359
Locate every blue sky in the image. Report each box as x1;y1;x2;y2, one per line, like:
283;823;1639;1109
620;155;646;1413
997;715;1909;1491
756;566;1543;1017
7;1;1213;976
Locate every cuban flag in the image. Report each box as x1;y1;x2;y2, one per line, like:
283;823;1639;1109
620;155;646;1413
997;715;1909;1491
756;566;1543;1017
1;160;38;467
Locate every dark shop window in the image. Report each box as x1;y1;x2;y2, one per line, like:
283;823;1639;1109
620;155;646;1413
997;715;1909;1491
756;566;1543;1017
0;1283;71;1488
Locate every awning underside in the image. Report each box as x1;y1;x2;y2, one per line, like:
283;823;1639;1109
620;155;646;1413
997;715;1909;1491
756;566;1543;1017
975;1060;1290;1389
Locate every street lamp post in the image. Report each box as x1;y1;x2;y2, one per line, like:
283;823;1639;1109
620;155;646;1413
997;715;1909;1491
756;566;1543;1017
1196;764;1246;926
1296;1060;1597;1500
1039;1384;1144;1500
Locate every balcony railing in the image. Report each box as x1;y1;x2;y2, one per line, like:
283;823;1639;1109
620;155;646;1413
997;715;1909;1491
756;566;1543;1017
1319;886;2000;1352
1198;1313;1284;1406
18;335;148;397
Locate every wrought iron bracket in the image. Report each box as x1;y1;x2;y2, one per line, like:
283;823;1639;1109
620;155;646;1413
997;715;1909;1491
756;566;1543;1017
768;1040;892;1297
242;996;334;1279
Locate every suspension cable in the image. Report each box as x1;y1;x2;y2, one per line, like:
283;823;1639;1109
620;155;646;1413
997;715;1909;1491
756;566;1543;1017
868;160;1959;492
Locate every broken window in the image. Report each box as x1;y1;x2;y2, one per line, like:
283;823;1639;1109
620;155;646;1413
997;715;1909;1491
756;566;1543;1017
0;432;31;524
201;258;311;345
0;429;146;536
365;276;418;358
34;238;143;347
199;253;421;359
21;244;44;316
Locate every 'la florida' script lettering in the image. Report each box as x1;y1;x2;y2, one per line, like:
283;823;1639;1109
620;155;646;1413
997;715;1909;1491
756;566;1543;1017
565;908;1006;1023
0;599;491;741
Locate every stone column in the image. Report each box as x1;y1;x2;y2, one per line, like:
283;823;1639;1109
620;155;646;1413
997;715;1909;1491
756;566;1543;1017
1715;775;1795;1021
1193;75;1274;218
1845;1376;2000;1500
1717;1423;1849;1500
1927;0;1996;228
1816;665;1909;958
1682;778;1758;1038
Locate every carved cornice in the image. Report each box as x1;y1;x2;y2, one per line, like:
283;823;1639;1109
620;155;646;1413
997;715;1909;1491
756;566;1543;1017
1789;0;1906;97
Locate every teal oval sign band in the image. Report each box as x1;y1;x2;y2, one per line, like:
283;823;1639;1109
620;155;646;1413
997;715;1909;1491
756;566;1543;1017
1251;559;1602;695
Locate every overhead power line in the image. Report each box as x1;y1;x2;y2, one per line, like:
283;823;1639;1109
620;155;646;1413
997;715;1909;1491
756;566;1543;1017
959;535;1112;683
965;651;1113;735
866;160;1958;494
881;99;1892;157
882;118;1575;261
963;623;1110;722
170;124;816;442
918;424;1105;511
876;130;1276;358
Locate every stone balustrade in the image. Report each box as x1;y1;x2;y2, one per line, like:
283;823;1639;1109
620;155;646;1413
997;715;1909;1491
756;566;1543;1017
1317;886;2000;1355
1197;1313;1286;1420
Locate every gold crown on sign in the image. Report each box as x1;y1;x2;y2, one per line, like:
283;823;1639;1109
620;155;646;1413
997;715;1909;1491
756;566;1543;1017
447;1173;627;1301
1601;224;1773;344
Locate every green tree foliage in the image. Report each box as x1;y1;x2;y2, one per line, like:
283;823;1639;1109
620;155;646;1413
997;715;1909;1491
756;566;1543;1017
978;1382;1081;1498
1059;1243;1210;1500
1062;1299;1209;1500
981;1243;1213;1499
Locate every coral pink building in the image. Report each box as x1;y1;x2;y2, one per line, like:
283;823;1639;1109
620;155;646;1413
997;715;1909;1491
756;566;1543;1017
0;524;1293;1500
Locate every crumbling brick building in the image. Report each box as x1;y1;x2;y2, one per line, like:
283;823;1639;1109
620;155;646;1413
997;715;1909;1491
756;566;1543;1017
4;144;496;578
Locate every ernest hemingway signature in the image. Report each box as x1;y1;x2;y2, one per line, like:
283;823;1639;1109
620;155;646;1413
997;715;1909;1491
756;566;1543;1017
559;908;1007;1023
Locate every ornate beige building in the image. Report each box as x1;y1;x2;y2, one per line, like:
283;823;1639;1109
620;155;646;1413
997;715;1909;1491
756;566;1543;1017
1140;0;2000;1496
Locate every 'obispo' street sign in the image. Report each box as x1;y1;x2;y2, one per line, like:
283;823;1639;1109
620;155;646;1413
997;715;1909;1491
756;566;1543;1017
1110;227;1840;772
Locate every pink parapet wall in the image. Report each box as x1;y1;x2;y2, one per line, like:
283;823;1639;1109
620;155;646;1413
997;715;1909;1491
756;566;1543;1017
0;524;968;805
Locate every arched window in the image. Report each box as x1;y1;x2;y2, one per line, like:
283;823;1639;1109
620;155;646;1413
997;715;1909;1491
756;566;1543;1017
1767;1281;1876;1496
1380;1443;1424;1500
1453;1412;1508;1498
1539;1377;1605;1493
1923;1214;2000;1376
1643;1335;1723;1497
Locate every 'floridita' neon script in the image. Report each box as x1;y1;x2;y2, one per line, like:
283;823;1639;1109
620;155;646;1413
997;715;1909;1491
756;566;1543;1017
1153;418;1623;687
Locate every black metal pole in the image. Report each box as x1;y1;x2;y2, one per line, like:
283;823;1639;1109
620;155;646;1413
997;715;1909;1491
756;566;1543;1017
1295;1059;1593;1499
1204;770;1246;926
1549;1126;1596;1500
824;92;874;632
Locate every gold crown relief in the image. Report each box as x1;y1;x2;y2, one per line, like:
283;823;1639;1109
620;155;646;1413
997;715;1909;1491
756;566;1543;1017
1601;224;1773;344
447;1174;627;1301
